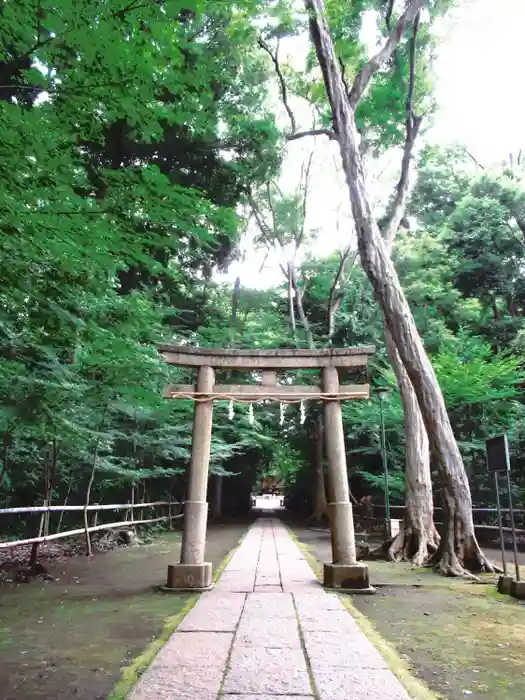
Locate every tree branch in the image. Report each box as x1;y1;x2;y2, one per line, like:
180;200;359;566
258;247;271;273
297;152;314;249
286;128;336;142
112;1;163;19
248;192;279;247
385;0;395;31
230;276;241;334
348;0;428;108
291;264;314;349
462;147;485;170
258;36;337;144
327;249;358;340
258;36;297;134
287;262;298;338
406;10;420;114
266;181;278;233
328;249;350;315
382;11;423;251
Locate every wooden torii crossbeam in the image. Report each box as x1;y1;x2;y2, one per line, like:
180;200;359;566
159;344;375;592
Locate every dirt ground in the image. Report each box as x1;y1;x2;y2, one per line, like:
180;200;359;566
0;522;248;700
292;524;525;700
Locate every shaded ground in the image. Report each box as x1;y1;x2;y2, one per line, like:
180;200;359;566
292;522;525;700
0;521;249;700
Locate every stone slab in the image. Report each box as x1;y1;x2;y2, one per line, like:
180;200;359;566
257;563;280;572
158;631;233;667
226;557;260;571
221;696;314;699
312;668;410;699
214;572;255;592
255;575;281;586
177;592;245;632
303;631;387;669
294;592;344;611
254;584;283;593
281;580;320;593
280;570;317;579
297;609;361;633
242;592;296;619
128;663;223;700
236;615;302;648
223;647;312;695
279;560;315;573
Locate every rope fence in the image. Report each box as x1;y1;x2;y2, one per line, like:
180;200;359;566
0;500;183;551
0;501;175;515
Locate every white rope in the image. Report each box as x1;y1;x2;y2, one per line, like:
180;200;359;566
166;391;365;403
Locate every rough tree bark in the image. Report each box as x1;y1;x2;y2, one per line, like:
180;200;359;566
380;10;439;564
305;0;495;575
385;329;440;565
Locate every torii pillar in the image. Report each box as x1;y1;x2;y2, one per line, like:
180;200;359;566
322;367;370;590
166;366;215;590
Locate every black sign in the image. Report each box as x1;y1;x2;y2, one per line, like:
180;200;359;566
486;435;510;473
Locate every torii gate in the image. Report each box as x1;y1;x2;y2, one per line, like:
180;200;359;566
159;344;375;591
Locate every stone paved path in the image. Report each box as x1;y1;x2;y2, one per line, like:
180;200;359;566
129;518;411;700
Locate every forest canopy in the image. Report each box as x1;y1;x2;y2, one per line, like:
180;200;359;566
0;0;523;574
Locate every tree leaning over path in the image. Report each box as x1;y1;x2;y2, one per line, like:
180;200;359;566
304;0;495;576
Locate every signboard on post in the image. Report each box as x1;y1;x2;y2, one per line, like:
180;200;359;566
486;434;510;473
486;433;520;589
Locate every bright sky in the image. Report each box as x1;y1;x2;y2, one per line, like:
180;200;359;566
431;0;524;162
219;0;525;290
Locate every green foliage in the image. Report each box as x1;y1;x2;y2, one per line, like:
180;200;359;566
0;0;282;519
2;1;524;530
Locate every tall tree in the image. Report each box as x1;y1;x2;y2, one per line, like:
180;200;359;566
304;0;495;575
379;9;438;566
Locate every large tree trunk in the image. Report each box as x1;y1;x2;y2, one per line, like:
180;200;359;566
385;328;440;566
310;416;328;522
306;0;495;575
